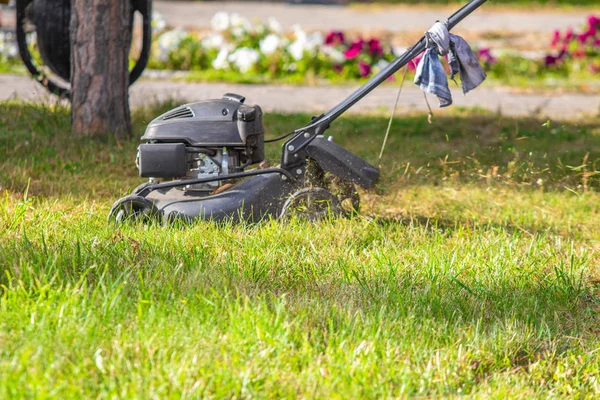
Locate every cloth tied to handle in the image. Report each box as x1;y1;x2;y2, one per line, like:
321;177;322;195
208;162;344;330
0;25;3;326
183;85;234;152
414;20;487;108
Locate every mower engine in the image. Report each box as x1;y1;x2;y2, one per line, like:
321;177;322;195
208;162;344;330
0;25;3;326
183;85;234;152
137;93;264;192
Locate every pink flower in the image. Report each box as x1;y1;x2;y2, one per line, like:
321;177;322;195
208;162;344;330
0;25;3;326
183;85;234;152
588;15;600;28
565;27;574;41
477;47;497;65
551;30;561;48
358;60;371;77
559;42;568;53
344;47;361;59
368;39;384;56
344;39;364;59
325;31;345;46
408;52;424;71
578;25;597;44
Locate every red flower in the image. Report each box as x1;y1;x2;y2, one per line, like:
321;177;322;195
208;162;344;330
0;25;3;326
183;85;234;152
544;49;566;67
544;55;560;66
368;39;384;56
344;39;364;59
325;31;345;46
358;60;371;77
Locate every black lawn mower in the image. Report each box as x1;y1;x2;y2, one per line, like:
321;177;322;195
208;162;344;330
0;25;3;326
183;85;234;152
109;0;489;224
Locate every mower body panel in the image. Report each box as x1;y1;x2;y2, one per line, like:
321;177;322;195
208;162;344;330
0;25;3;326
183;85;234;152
145;173;296;223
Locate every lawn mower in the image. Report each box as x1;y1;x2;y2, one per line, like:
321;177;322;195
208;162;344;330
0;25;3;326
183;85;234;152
109;0;489;224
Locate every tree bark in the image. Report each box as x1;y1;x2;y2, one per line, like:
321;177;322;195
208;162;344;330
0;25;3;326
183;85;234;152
70;0;132;137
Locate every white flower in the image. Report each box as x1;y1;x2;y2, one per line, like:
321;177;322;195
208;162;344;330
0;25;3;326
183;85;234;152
230;13;252;29
231;27;245;37
152;11;167;34
0;31;18;59
211;12;230;32
229;13;253;36
212;47;231;70
255;23;267;36
288;40;305;61
393;46;407;56
307;32;324;49
228;47;260;73
26;31;37;47
268;17;282;33
321;45;344;64
373;59;390;73
202;34;225;49
292;24;307;42
288;28;323;61
6;44;18;58
260;34;282;55
156;29;188;61
229;13;254;37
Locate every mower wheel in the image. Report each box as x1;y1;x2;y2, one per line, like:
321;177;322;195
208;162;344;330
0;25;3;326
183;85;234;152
280;187;343;221
108;195;162;224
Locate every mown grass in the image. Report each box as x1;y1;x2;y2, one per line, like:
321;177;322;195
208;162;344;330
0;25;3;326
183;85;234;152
1;101;600;398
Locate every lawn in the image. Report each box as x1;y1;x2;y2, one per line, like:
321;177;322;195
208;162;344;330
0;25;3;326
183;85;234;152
1;101;600;398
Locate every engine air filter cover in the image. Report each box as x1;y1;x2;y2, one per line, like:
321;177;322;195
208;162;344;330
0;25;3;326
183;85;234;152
141;94;264;148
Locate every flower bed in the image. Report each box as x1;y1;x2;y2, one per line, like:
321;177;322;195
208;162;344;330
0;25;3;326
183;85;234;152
0;11;597;89
149;12;398;82
148;12;599;87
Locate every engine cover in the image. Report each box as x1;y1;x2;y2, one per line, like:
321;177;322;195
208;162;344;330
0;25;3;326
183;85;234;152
141;94;264;164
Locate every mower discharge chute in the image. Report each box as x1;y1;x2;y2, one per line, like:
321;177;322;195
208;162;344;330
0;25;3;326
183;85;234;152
109;0;489;224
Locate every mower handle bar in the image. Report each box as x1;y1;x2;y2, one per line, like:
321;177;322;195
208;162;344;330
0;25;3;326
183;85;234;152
281;0;489;166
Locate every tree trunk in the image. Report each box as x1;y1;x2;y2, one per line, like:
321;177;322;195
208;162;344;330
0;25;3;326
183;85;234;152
70;0;132;137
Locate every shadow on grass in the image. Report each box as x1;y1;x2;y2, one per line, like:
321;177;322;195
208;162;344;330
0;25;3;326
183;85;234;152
0;100;599;198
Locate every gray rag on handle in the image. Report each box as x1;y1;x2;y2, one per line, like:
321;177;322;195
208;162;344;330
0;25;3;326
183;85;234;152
414;21;487;108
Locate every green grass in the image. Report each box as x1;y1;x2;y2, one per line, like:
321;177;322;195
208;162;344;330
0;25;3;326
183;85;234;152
1;101;600;398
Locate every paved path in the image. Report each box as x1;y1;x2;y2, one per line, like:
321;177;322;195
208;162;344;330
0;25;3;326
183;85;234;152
1;2;592;33
2;74;598;119
152;1;590;33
